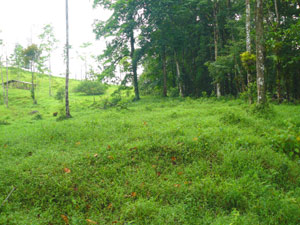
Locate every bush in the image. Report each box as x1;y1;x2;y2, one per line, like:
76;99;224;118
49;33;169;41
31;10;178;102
267;121;300;158
73;81;106;96
55;87;65;101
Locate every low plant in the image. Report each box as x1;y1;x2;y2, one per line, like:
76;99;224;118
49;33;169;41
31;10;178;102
73;81;107;96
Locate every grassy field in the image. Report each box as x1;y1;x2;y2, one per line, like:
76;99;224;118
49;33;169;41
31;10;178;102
1;69;300;224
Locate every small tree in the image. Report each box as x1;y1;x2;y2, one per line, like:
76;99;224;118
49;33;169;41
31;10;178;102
23;44;41;104
10;44;24;80
0;37;5;107
65;0;71;117
39;24;59;96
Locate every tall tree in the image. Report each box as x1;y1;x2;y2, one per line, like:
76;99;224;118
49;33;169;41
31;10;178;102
5;56;9;107
213;0;221;98
256;0;266;104
10;44;24;81
65;0;71;117
93;0;143;100
0;38;6;107
246;0;252;85
39;24;59;97
23;44;41;104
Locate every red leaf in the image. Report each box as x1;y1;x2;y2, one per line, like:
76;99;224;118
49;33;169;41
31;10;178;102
64;168;71;173
86;219;98;224
61;215;69;224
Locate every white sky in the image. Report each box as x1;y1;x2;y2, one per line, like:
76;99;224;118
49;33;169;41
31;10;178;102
0;0;111;79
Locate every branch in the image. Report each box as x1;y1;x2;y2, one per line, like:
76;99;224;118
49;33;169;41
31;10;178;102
1;187;16;208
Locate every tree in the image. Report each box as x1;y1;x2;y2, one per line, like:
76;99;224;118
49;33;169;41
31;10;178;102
93;0;144;100
79;42;92;80
5;56;9;107
0;37;6;107
213;0;221;98
10;44;24;81
23;44;41;104
245;0;252;85
65;0;71;117
39;24;59;96
256;0;266;104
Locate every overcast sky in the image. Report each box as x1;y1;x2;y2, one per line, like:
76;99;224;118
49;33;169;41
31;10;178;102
0;0;111;78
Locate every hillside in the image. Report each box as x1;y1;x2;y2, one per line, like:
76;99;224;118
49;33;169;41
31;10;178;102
1;69;300;224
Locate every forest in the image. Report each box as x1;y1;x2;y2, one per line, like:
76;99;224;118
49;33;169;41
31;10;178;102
0;0;300;224
94;0;300;103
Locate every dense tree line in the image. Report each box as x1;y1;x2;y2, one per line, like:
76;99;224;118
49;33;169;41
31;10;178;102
94;0;300;103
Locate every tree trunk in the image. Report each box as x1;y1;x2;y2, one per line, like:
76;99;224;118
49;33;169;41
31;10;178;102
17;66;20;81
276;62;282;101
65;0;71;117
31;62;36;104
5;57;9;107
49;58;52;96
256;0;266;105
1;59;6;106
214;1;221;98
274;0;281;102
162;49;167;97
246;0;252;85
130;32;140;101
174;52;184;97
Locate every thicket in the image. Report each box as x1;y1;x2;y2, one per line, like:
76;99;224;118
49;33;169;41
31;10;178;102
73;81;107;96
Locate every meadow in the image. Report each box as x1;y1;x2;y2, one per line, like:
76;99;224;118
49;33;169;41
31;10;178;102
1;69;300;224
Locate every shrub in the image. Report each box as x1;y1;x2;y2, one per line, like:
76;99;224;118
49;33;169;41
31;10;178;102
0;120;10;126
267;122;300;158
169;88;179;97
73;81;106;96
32;114;43;120
55;87;65;101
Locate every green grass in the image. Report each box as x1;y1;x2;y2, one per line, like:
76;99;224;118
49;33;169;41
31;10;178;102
1;69;300;224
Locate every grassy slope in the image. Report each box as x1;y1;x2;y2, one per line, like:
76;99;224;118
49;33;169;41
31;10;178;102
1;69;300;224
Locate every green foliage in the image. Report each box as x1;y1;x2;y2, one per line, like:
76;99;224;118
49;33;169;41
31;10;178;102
73;81;106;96
55;86;65;101
0;120;10;126
22;44;41;68
32;114;43;120
240;51;256;73
239;82;257;103
267;121;300;158
168;88;179;97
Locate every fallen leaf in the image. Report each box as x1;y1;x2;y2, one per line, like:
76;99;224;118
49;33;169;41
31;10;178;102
143;121;147;126
171;157;176;161
86;219;98;224
107;145;111;149
152;165;157;168
4;144;8;148
193;137;198;141
76;142;81;146
112;221;118;224
297;136;300;142
129;147;138;151
108;155;114;160
94;154;98;158
178;171;183;175
131;192;137;197
61;215;69;224
107;203;113;209
174;184;181;188
64;168;71;173
157;172;161;177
